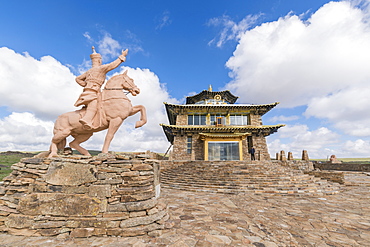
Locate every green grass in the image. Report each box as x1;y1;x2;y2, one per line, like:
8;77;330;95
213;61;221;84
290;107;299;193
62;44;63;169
312;157;370;163
0;151;37;181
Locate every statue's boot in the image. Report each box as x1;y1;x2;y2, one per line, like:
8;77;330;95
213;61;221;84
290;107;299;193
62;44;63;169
79;108;96;130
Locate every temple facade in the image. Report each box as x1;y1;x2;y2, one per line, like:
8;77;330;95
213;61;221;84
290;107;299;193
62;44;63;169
160;88;284;161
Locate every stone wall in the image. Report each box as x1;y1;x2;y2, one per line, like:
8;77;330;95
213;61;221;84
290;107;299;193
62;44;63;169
249;114;262;126
172;136;191;160
313;162;370;172
176;115;187;125
0;154;168;238
252;136;270;161
306;170;345;184
273;160;314;171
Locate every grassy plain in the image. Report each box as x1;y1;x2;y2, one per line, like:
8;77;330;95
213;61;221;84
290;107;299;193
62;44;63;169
0;151;36;180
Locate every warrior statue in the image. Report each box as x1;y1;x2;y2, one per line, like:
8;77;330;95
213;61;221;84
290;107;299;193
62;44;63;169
74;46;128;130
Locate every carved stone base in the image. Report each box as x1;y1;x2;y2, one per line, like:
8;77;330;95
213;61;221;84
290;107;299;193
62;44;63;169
0;154;168;237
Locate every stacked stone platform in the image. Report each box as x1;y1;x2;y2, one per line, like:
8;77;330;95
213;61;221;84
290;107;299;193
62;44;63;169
0;154;168;238
161;161;341;195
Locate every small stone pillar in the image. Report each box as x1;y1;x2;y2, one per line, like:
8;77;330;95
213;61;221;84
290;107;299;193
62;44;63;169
302;150;309;161
276;152;280;160
287;152;294;160
280;150;286;161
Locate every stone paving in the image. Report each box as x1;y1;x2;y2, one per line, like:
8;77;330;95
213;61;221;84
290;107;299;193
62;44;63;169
0;180;369;246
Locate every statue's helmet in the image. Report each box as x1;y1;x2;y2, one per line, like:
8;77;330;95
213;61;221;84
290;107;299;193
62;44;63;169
90;46;102;64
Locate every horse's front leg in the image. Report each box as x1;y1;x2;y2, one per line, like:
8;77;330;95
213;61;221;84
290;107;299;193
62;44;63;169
130;105;147;128
102;118;124;153
70;133;93;156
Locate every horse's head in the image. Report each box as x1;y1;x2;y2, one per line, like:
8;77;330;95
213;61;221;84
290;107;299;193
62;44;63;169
106;70;140;96
120;70;140;96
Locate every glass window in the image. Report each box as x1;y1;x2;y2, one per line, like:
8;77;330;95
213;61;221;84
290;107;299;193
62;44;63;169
187;136;192;154
208;142;240;160
210;114;225;125
188;115;206;125
229;114;248;125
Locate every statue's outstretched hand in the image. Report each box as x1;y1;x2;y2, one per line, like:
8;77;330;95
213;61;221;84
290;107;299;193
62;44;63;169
119;49;128;62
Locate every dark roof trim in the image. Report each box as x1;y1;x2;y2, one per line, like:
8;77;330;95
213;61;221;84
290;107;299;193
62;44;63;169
160;124;285;143
186;90;238;104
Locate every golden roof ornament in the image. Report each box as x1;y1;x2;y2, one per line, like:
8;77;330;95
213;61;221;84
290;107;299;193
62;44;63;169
208;85;213;92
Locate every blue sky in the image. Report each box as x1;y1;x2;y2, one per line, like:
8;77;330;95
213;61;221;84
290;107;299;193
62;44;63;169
1;0;370;159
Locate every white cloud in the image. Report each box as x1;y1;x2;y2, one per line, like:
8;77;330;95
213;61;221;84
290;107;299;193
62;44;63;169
225;1;370;107
156;11;172;30
221;1;370;156
207;14;261;47
0;112;53;151
0;47;79;120
98;32;122;60
267;124;340;159
305;84;370;136
342;139;370;157
268;115;300;123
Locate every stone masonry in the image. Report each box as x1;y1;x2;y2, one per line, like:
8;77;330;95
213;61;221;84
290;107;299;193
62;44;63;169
0;154;169;238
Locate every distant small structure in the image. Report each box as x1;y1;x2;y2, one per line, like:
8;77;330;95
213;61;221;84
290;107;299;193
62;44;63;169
302;150;309;161
329;154;341;163
287;152;294;160
280;150;286;161
276;152;280;160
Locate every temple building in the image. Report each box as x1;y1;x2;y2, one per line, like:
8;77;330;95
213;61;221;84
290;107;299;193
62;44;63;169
160;87;284;161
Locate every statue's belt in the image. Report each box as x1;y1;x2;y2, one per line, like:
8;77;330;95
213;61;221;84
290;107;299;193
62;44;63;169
104;88;123;90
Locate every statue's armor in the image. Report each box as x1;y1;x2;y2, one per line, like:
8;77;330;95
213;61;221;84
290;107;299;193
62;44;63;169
75;67;111;107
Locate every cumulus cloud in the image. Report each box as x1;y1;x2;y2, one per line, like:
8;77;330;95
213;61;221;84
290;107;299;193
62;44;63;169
0;112;53;151
342;139;370;157
0;47;79;120
267;124;340;159
219;1;370;156
305;84;370;136
226;1;370;108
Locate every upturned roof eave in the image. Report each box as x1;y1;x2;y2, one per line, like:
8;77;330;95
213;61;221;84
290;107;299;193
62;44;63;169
163;101;280;118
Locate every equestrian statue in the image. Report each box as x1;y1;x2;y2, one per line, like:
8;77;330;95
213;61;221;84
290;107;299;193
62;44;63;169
48;47;147;157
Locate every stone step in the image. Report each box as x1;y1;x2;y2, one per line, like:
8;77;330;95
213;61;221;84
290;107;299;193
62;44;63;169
161;179;340;191
161;173;317;183
161;176;321;186
161;183;341;195
160;161;341;195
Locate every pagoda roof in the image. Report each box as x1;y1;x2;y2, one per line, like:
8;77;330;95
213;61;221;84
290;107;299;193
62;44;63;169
160;124;285;144
164;102;279;125
186;90;238;104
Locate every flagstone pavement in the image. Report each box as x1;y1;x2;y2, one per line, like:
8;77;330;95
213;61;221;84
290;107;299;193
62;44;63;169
0;183;369;246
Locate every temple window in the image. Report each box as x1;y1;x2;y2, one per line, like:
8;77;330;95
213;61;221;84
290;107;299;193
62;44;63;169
210;114;225;125
187;136;192;154
188;114;206;125
229;114;249;125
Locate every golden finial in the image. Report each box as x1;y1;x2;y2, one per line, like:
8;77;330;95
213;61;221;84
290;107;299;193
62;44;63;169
208;85;213;92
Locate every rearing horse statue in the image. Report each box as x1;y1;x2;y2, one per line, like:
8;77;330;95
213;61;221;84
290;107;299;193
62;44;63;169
48;70;147;157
